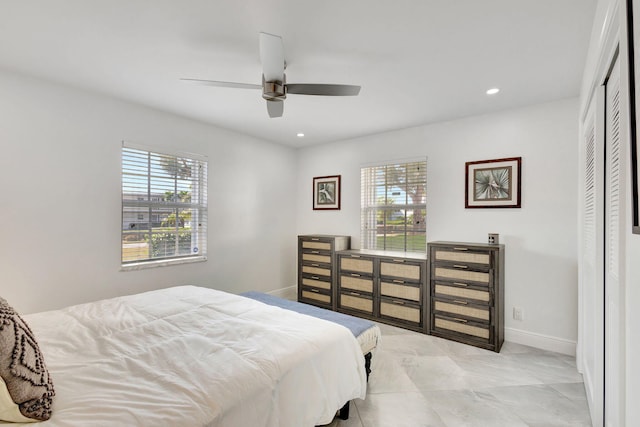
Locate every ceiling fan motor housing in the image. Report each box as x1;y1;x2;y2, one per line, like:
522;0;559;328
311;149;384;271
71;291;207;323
262;74;286;100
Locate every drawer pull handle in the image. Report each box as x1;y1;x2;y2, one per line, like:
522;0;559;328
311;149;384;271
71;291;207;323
392;300;405;305
453;282;468;287
311;263;319;267
393;279;405;284
311;238;320;241
392;259;405;263
351;255;361;258
453;247;469;251
452;317;468;323
310;289;320;293
349;292;361;297
351;273;361;277
453;264;468;269
453;300;469;305
310;250;320;254
311;276;320;280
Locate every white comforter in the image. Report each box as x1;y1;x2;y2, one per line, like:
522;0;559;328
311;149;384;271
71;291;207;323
20;286;367;427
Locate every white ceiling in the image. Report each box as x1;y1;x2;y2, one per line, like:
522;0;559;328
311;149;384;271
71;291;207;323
0;1;597;147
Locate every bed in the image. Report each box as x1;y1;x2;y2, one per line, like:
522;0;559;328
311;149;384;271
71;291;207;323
1;285;367;426
241;291;380;381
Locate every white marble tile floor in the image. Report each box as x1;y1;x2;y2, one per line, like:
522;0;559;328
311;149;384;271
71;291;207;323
323;323;591;427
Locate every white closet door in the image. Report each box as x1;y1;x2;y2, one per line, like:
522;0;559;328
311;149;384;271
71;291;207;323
579;85;605;426
604;55;625;427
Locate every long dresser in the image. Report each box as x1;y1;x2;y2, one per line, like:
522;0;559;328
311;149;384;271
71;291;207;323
336;249;428;333
297;235;350;310
298;237;505;352
427;241;504;352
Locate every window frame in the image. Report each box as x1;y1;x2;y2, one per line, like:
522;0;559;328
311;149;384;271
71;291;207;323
360;158;427;253
121;142;208;270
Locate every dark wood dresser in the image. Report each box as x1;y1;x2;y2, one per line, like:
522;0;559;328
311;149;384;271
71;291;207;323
336;249;427;333
427;241;505;352
297;235;350;310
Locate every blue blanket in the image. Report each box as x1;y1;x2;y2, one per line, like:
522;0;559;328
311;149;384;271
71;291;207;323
241;291;375;338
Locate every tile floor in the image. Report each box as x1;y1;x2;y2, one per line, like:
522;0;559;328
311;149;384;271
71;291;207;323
324;322;592;427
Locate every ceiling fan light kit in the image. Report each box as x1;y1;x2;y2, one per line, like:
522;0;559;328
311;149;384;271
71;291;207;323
182;32;361;118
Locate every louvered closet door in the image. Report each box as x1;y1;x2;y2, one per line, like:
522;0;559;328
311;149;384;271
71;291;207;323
604;56;624;427
580;84;604;425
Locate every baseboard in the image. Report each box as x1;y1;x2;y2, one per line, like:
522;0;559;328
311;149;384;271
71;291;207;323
505;327;577;356
266;285;296;301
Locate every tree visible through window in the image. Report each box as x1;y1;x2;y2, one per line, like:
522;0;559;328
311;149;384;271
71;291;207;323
361;160;426;252
121;143;207;265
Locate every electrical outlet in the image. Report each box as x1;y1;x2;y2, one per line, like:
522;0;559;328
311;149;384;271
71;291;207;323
513;307;524;321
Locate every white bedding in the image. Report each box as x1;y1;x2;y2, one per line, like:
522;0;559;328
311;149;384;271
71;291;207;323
14;286;367;427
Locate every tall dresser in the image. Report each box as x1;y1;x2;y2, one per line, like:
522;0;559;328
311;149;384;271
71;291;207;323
427;241;505;352
297;235;350;310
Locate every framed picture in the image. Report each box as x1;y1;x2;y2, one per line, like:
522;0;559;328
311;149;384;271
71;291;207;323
626;0;640;234
465;157;522;208
313;175;341;210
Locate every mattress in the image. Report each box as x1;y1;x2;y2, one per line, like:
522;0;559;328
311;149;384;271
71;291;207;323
18;286;367;427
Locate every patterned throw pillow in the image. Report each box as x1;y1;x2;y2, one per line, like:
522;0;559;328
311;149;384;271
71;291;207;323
0;297;54;421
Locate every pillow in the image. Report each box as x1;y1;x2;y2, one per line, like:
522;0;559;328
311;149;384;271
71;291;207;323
0;297;54;422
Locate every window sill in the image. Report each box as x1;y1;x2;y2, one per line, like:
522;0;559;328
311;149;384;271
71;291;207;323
121;256;207;271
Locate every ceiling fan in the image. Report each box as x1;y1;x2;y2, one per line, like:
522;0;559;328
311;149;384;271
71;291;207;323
181;32;361;118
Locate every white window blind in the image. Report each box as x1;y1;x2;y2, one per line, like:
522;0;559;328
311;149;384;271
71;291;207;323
121;143;207;266
361;160;427;252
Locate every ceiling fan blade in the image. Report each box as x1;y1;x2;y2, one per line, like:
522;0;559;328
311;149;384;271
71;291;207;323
180;78;261;90
266;99;284;118
286;83;361;96
259;32;285;82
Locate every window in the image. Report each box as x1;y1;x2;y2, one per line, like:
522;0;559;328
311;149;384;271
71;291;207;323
121;143;207;267
361;159;426;252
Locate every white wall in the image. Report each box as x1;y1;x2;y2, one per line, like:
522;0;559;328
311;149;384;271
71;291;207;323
296;98;580;354
0;69;297;314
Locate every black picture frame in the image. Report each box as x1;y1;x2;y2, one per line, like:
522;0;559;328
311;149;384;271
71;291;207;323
465;157;522;209
313;175;341;210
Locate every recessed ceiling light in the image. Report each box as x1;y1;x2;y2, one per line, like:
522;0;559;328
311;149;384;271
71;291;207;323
296;133;305;137
486;88;500;95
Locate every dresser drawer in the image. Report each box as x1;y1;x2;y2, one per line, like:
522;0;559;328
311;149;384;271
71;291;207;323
380;280;421;303
433;315;490;341
380;298;421;324
301;264;331;277
340;255;374;274
433;298;490;323
339;292;374;314
433;248;491;265
380;259;422;281
301;240;332;251
433;265;490;285
301;275;331;290
301;251;332;264
300;288;332;305
433;282;491;304
340;274;374;293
